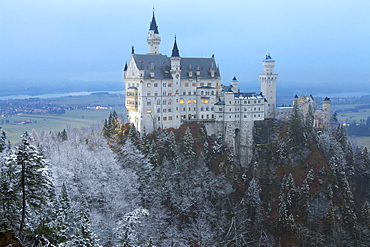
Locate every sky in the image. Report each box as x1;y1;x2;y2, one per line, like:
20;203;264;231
1;0;369;94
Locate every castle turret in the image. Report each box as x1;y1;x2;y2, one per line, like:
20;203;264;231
260;54;278;118
170;36;181;71
231;76;238;93
322;96;331;126
147;11;161;54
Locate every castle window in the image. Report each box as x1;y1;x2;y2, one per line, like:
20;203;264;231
176;90;179;94
201;91;204;95
200;83;204;86
194;91;196;95
154;92;158;96
184;83;189;87
168;108;172;112
206;107;209;111
201;99;209;104
201;107;204;111
169;116;172;120
163;91;166;96
183;92;186;95
248;101;250;104
206;115;209;119
188;91;191;95
211;91;214;95
163;100;166;105
154;83;158;87
157;100;160;105
147;83;151;87
180;99;184;104
163;117;167;121
163;83;166;87
208;82;211;86
196;71;200;76
158;117;160;121
168;83;172;87
189;107;191;111
150;72;154;77
229;101;231;104
219;108;222;111
192;83;196;86
168;100;172;104
147;93;151;96
244;101;247;104
244;108;247;111
206;91;209;95
254;100;256;103
147;100;151;105
146;110;152;113
229;109;231;111
229;116;231;118
157;108;160;113
201;115;204;119
211;107;214;111
254;107;256;111
258;107;260;110
219;115;222;118
193;100;197;103
188;99;192;103
244;115;247;118
163;109;166;112
188;71;192;77
212;114;214;118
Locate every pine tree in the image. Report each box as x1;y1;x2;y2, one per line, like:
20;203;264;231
0;128;7;152
68;197;98;247
289;100;304;149
7;132;54;238
102;119;110;138
245;178;262;221
304;104;314;134
0;153;21;233
183;127;195;158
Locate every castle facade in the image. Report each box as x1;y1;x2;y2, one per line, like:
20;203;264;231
124;12;330;165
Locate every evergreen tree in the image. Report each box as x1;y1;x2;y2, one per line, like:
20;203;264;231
289;100;304;149
68;197;98;247
0;128;7;152
102;119;110;138
304;104;314;134
7;132;54;238
183;127;195;158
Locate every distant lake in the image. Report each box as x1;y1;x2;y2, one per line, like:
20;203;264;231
0;91;125;100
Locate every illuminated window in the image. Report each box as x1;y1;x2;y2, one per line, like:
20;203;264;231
168;92;172;96
192;83;196;86
146;110;152;113
201;99;209;104
147;83;151;87
184;83;189;87
168;116;173;120
180;99;185;104
168;100;172;104
188;99;192;103
193;100;197;103
168;83;172;87
211;99;215;103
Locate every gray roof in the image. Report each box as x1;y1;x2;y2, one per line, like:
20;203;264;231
132;54;220;79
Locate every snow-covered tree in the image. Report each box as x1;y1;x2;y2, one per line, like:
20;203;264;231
183;127;195;157
6;132;54;238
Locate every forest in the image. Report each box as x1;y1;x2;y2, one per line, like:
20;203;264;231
0;107;370;246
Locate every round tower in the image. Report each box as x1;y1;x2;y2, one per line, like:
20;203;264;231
260;54;278;118
147;11;161;55
322;97;331;126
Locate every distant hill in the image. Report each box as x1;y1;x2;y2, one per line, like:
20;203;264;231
0;80;124;96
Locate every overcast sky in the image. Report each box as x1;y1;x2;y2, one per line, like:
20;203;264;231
1;0;369;93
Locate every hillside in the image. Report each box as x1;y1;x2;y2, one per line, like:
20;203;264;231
0;113;369;246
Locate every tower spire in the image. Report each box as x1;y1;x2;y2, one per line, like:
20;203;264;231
171;36;180;57
149;9;159;34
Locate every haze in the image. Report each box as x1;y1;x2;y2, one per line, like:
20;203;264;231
1;0;369;96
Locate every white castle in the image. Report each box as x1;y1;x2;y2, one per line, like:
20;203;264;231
124;12;330;165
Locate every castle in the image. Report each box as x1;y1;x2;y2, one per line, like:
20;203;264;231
124;12;330;165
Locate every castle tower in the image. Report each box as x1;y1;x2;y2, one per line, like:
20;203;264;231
147;11;161;54
170;36;181;70
322;97;331;126
231;76;238;93
260;54;278;118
